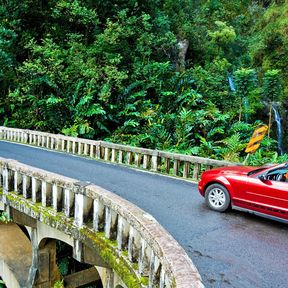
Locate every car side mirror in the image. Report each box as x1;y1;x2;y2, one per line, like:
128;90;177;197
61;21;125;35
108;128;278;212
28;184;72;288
259;174;267;182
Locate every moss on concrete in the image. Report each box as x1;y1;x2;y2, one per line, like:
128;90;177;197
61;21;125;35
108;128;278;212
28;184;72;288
3;191;145;288
80;227;143;288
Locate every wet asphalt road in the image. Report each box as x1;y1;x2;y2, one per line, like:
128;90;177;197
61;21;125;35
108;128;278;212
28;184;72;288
0;141;287;288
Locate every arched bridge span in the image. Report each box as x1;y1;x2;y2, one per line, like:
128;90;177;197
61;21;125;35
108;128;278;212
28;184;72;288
0;156;202;288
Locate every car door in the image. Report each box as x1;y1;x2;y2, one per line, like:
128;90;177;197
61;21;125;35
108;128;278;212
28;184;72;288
243;173;288;218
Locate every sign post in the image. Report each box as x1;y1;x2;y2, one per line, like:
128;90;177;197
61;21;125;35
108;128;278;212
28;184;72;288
244;124;269;164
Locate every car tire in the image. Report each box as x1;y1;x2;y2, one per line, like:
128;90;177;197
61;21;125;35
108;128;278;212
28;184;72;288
205;183;231;212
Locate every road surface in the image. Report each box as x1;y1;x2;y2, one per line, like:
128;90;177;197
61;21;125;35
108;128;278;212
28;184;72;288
0;141;287;288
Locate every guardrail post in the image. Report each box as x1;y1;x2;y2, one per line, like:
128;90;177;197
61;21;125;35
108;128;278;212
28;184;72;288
0;127;4;139
42;181;52;207
74;182;92;227
93;198;104;231
151;151;159;172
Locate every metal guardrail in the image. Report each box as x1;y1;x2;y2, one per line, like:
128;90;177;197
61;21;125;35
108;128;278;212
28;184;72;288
0;157;204;288
0;127;234;180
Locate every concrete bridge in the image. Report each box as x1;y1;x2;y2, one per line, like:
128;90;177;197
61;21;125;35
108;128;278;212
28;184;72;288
0;127;206;288
0;127;287;288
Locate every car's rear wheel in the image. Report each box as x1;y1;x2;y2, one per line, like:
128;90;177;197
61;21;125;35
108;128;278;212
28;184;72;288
205;183;230;212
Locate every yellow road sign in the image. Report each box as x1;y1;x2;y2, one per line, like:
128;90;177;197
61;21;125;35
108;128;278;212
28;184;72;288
245;125;268;154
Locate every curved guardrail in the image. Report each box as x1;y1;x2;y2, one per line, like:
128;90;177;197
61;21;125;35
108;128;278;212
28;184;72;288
0;157;204;288
0;127;234;180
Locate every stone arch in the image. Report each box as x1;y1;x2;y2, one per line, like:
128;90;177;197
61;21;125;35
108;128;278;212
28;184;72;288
0;223;32;288
34;230;104;288
0;261;21;288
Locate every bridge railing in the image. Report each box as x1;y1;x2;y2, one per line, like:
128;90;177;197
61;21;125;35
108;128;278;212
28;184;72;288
0;127;234;180
0;157;203;288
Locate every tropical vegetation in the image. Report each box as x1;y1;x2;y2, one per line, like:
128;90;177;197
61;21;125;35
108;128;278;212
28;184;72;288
0;0;287;165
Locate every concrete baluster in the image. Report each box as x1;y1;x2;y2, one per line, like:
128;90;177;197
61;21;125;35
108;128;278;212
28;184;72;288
164;158;170;174
32;177;41;203
148;251;160;288
72;141;76;154
143;155;149;169
111;148;116;162
151;152;159;172
0;167;2;187
50;137;55;150
52;184;62;212
2;165;8;197
93;198;104;232
74;193;84;227
193;163;201;180
41;135;45;147
61;139;65;151
41;181;52;207
46;136;50;149
67;141;71;153
117;216;129;251
55;138;60;150
104;147;109;161
183;161;190;178
64;188;75;217
128;226;141;263
90;145;94;158
84;143;88;155
23;175;31;199
138;239;150;276
14;170;22;194
126;151;132;165
159;268;166;288
95;143;101;159
173;159;179;176
118;150;123;164
24;132;28;143
78;142;82;155
104;207;118;240
135;153;141;167
37;135;41;146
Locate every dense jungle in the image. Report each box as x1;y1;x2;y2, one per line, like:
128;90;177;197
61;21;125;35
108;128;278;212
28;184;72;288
0;0;288;165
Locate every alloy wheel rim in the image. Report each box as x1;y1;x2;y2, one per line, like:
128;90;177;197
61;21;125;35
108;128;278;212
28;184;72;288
208;188;226;208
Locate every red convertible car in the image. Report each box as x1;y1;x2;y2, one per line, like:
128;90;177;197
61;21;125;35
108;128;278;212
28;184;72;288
198;163;288;223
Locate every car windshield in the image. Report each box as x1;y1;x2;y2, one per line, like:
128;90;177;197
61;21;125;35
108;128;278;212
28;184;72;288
248;163;288;177
247;167;268;176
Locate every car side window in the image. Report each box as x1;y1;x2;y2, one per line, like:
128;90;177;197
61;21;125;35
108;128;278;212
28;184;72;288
267;168;288;182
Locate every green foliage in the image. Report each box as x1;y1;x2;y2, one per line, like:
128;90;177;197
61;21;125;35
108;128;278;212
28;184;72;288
216;133;246;162
0;211;10;224
52;279;64;288
0;0;287;163
234;68;260;121
209;21;236;46
58;257;69;276
262;69;282;102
